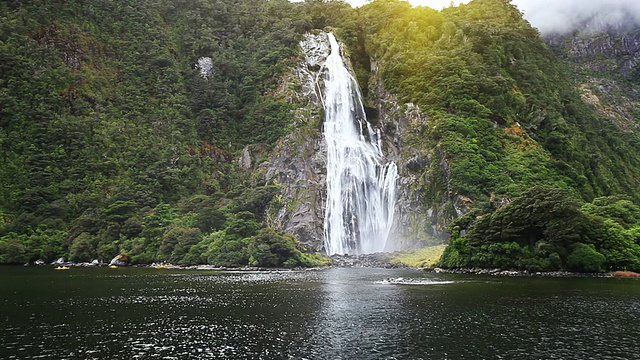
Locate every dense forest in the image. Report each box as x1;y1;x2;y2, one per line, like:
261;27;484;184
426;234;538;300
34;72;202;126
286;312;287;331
353;1;640;271
0;0;339;266
1;0;640;272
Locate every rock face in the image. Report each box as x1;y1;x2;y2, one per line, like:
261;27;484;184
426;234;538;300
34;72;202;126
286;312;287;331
252;31;330;252
369;60;464;248
253;31;454;253
547;20;640;133
578;79;640;132
370;88;432;247
109;254;129;266
548;27;640;78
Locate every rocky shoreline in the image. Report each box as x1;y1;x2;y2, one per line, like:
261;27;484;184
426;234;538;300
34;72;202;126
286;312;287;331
21;254;640;278
425;267;615;278
328;254;633;278
329;253;402;268
25;259;317;272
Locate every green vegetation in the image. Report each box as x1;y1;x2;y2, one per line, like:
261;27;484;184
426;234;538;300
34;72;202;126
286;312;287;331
2;0;640;271
357;0;640;206
0;0;339;266
0;184;328;266
390;245;447;268
439;187;640;272
354;0;640;272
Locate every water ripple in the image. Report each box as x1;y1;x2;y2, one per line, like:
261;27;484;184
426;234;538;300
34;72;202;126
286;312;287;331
1;268;639;359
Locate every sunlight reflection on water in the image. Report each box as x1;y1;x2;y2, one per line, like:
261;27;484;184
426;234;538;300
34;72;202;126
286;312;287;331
1;267;639;359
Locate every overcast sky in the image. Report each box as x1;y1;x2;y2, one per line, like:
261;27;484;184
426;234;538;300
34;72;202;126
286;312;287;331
512;0;640;34
298;0;640;34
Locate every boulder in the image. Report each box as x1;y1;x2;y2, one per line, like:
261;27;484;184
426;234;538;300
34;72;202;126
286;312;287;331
330;253;397;268
109;254;130;266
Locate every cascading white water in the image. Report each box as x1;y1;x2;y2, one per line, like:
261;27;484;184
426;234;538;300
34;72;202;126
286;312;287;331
322;33;398;256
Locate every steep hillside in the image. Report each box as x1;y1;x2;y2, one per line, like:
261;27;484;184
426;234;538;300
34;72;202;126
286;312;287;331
352;0;640;271
547;15;640;134
0;0;335;266
2;0;640;271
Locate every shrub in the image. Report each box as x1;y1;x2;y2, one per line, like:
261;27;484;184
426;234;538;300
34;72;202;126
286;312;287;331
205;232;250;266
246;229;331;267
567;243;605;273
69;232;95;262
438;237;470;268
159;227;202;263
0;238;27;264
247;229;297;267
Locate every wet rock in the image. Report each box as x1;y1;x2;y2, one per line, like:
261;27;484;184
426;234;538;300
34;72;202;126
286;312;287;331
52;257;65;265
109;254;130;266
330;253;400;268
256;32;332;251
406;155;428;172
300;32;330;70
370;58;458;247
34;259;45;266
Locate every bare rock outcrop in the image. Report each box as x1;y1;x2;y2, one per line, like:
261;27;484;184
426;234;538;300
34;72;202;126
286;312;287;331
250;31;455;252
251;32;332;252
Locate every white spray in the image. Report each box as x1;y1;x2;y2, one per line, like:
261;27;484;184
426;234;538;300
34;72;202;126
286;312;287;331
321;33;398;255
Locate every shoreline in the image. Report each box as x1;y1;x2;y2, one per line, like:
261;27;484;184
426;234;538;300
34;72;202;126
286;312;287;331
421;267;615;278
14;261;640;279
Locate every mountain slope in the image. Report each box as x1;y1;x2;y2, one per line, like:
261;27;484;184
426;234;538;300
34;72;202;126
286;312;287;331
1;0;640;271
0;0;330;265
353;0;640;271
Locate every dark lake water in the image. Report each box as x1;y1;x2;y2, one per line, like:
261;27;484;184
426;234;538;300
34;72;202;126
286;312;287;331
1;267;639;359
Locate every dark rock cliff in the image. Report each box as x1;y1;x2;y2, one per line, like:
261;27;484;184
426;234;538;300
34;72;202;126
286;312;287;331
369;60;463;247
547;18;640;133
548;26;640;79
247;32;329;252
246;31;449;253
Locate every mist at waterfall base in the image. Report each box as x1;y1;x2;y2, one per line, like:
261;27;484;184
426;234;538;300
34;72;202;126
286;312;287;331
321;33;398;256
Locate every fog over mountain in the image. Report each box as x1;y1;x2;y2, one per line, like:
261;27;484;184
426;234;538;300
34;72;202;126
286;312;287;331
316;0;640;35
512;0;640;34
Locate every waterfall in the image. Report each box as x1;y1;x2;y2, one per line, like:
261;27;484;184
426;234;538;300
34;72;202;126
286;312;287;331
322;33;398;256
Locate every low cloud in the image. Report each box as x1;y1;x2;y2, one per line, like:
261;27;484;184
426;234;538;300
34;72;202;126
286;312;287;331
418;0;640;34
293;0;640;35
512;0;640;34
